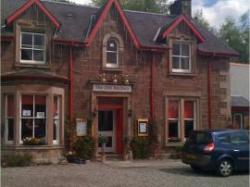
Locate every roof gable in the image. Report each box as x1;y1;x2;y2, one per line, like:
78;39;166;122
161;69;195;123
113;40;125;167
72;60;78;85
6;0;60;29
162;15;205;43
85;0;140;49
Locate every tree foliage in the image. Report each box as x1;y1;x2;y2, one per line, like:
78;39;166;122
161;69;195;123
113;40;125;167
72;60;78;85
219;11;250;63
92;0;170;14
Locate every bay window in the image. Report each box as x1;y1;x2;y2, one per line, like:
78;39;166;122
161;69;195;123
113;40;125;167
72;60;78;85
172;42;191;73
20;32;46;64
21;95;46;143
167;98;197;143
4;95;15;144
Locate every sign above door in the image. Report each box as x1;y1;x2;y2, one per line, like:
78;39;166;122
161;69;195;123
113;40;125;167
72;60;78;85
93;84;132;93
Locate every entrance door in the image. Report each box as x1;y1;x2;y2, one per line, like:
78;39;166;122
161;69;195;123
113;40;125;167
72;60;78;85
98;110;116;152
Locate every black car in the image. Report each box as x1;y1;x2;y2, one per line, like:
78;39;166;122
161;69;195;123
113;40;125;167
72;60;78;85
182;129;249;177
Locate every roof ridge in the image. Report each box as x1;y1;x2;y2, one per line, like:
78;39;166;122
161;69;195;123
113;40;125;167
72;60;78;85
124;9;172;17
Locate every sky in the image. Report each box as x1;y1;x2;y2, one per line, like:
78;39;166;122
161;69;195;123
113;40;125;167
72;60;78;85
69;0;249;29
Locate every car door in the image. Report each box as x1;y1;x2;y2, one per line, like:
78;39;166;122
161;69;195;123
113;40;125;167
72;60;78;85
230;132;249;171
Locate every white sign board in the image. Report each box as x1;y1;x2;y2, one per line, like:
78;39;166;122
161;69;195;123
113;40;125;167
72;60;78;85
93;84;132;93
76;119;87;136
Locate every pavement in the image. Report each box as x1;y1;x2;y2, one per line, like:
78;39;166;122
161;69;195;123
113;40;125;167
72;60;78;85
1;160;249;187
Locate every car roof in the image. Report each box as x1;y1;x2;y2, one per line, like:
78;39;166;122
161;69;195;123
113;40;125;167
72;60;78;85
192;129;248;135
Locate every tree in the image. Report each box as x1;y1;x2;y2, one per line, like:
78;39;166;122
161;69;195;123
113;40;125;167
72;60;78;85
91;0;170;14
193;10;210;30
219;12;250;63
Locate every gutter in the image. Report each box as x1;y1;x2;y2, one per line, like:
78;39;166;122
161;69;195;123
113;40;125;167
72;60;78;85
198;49;239;57
150;53;154;121
69;45;74;122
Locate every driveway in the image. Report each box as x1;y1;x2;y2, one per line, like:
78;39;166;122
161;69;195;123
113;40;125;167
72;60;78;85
1;160;249;187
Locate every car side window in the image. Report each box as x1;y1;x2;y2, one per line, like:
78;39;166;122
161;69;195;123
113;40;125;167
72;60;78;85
217;134;231;145
230;133;249;145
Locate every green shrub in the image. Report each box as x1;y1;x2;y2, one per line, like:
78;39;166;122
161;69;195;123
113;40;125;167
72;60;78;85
2;154;33;167
73;136;95;160
130;137;150;159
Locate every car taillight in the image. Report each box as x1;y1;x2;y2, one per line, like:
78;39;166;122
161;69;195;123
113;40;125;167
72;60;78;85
204;143;215;152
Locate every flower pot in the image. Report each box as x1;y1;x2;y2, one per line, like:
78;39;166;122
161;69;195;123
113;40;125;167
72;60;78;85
74;158;86;164
66;155;77;163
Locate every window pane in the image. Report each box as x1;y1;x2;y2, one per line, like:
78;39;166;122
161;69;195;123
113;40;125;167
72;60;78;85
53;96;61;142
184;101;194;119
98;111;113;131
35;119;46;139
35;96;46;118
168;121;179;141
22;33;32;48
173;44;180;55
34;50;44;61
107;39;117;51
7;95;15;117
22;119;33;139
172;57;180;69
7;118;14;141
184;120;193;138
182;44;189;56
181;58;190;70
22;96;33;117
107;52;117;64
231;133;249;144
168;100;179;119
34;35;44;49
21;49;32;61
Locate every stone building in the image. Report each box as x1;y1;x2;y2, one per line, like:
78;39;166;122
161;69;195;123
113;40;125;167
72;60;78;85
1;0;238;162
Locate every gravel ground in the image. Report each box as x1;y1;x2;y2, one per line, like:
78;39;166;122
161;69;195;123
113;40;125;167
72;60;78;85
1;160;249;187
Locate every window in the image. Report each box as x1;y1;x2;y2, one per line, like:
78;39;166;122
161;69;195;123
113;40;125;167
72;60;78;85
106;37;119;68
168;100;180;142
172;42;191;73
5;95;15;144
184;101;195;138
20;32;45;64
21;95;46;143
233;113;243;129
53;96;61;145
167;98;197;143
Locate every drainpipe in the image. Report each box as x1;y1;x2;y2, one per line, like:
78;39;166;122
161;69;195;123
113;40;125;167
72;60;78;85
69;45;74;122
150;52;154;121
207;60;212;129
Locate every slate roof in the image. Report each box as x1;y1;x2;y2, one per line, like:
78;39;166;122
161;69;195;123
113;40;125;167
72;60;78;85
232;96;249;108
1;0;238;55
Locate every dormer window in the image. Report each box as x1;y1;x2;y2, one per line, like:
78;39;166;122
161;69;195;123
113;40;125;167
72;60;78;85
106;37;119;68
20;32;46;64
172;42;191;73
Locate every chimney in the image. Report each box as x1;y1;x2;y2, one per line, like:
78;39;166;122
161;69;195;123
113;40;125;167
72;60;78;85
170;0;192;17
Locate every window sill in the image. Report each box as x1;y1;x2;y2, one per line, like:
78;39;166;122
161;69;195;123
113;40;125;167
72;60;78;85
2;145;64;150
169;72;197;77
15;63;50;69
102;67;122;72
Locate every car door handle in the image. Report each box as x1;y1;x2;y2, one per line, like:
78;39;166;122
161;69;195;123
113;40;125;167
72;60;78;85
233;150;240;152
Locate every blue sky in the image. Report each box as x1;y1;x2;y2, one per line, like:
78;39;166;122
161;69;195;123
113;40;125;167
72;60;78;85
70;0;249;29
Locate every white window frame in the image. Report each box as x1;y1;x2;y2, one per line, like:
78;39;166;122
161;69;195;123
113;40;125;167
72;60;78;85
4;95;14;144
172;42;191;73
105;38;119;68
20;32;46;64
53;96;61;145
20;95;47;144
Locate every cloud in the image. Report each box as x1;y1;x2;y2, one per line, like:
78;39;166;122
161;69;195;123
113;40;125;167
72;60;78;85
192;0;249;29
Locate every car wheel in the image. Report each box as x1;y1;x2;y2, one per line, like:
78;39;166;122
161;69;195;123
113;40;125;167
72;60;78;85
190;165;201;172
217;160;233;177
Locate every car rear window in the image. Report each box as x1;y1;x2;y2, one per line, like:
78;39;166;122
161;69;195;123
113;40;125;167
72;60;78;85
189;132;213;144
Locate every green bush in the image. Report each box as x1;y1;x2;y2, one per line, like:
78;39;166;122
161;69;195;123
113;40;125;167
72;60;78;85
2;154;33;167
130;137;150;159
73;136;95;160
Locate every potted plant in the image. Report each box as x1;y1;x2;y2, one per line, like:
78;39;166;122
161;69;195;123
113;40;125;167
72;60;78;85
73;136;95;164
23;137;46;145
98;135;107;162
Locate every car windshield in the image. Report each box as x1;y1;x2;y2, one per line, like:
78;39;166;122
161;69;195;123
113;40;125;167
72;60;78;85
189;132;213;144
